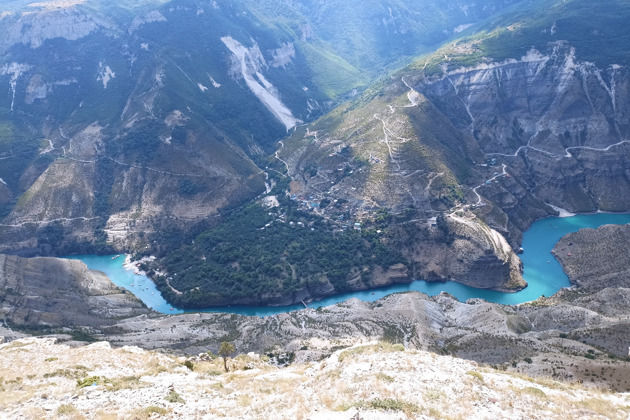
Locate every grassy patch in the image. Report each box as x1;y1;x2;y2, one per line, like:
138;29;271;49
44;368;88;380
358;398;420;416
466;371;484;383
106;376;143;392
76;376;102;389
520;386;546;398
338;342;404;363
57;404;78;415
165;390;185;404
132;406;169;419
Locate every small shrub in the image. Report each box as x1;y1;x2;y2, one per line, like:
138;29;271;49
524;357;533;364
206;369;222;377
376;373;395;383
165;390;185;404
143;406;168;416
45;357;58;362
77;376;101;388
466;371;484;383
361;398;419;415
521;386;546;397
391;343;405;352
107;376;142;391
210;382;224;391
184;360;194;371
57;404;78;415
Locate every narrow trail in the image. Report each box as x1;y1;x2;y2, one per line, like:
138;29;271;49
373;113;401;171
487;138;630;160
195;181;228;211
0;216;100;228
275;140;290;173
107;157;205;178
564;140;630;157
425;172;444;192
470;164;508;207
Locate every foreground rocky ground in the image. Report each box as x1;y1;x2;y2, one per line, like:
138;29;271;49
1;337;628;420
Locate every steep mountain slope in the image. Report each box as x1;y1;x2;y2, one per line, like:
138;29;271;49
2;0;629;307
279;0;630;292
0;0;526;258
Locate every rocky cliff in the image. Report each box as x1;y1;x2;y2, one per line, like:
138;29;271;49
0;254;150;329
279;35;630;293
553;223;630;291
417;45;630;223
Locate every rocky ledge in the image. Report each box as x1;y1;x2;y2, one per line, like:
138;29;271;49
0;254;150;330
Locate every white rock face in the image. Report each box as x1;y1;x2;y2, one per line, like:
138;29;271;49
25;74;77;104
128;10;167;34
1;7;110;50
270;42;295;68
207;74;221;88
0;62;31;111
97;62;115;89
221;36;302;130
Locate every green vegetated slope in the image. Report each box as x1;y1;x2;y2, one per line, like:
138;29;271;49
417;0;630;73
155;178;405;308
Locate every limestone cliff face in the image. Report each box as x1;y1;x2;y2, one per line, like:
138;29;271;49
417;46;630;217
0;5;115;51
0;254;149;328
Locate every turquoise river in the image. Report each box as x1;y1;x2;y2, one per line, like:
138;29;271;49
68;212;630;317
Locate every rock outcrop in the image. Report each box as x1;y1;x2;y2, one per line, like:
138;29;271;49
0;254;150;328
553;223;630;290
417;45;630;241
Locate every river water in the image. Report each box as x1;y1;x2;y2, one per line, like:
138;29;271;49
68;212;630;316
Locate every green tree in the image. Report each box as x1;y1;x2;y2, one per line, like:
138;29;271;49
218;341;235;372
